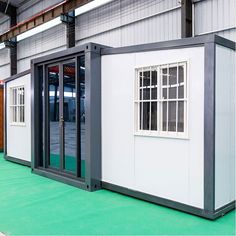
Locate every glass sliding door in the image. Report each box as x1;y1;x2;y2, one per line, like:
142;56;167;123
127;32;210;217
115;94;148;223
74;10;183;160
48;65;60;169
45;57;85;178
63;61;76;174
79;56;85;178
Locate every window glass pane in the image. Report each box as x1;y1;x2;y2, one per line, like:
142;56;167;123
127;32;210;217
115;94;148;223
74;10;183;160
178;101;184;132
169;87;176;99
168;101;176;132
178;66;184;83
143;102;150;130
162;101;167;131
169;67;177;99
143;71;150;86
139;71;142;100
139;102;142;130
178;85;184;99
151;102;157;130
162;68;168;85
151;70;157;99
143;71;150;100
162;88;167;99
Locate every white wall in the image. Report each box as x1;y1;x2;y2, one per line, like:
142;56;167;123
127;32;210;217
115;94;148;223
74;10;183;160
215;45;236;209
6;74;31;162
102;46;205;208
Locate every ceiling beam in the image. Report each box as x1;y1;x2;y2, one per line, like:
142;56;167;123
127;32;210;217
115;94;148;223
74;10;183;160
0;1;17;18
0;0;93;43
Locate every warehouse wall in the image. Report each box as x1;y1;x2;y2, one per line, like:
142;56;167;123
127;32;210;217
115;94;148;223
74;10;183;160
101;46;205;208
17;0;64;22
75;0;181;47
0;16;10;79
215;45;236;210
194;0;236;41
17;24;66;72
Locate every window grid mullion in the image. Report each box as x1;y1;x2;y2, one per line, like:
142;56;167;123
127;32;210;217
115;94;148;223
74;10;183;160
166;65;169;132
141;68;143;130
176;63;179;133
149;67;152;131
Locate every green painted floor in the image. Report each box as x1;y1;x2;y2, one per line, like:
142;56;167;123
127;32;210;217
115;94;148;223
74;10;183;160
0;153;235;236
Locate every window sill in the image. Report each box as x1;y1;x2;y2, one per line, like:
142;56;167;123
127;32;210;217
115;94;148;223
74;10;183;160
10;123;26;127
134;131;189;140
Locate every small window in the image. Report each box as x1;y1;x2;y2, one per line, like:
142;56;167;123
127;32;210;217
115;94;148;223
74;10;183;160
135;62;187;138
10;86;25;125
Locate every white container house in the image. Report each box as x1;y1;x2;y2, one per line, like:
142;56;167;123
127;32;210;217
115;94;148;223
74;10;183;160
4;34;235;219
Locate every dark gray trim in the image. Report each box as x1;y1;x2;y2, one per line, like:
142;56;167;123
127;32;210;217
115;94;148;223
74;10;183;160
204;42;216;212
31;43;107;65
4;69;31;83
102;182;235;220
181;0;192;38
84;44;102;191
102;182;214;219
4;155;31;167
32;168;88;190
213;201;236;218
101;35;214;55
3;83;7;159
214;35;236;50
101;34;236;55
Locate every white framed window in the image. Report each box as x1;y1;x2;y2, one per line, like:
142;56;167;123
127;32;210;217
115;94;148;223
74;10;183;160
135;62;188;138
9;86;25;125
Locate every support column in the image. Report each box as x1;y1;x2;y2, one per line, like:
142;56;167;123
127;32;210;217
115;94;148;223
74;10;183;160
61;11;75;48
181;0;192;38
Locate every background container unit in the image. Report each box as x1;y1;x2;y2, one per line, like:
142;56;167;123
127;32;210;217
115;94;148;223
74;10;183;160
100;35;236;219
4;71;31;166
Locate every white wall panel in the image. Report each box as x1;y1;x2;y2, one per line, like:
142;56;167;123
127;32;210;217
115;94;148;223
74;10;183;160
102;47;205;208
194;0;236;41
6;74;31;162
76;0;181;47
215;45;236;209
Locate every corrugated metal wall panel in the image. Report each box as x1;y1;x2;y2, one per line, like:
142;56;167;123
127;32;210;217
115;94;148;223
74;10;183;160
0;17;10;35
18;45;66;72
17;0;64;22
17;24;66;72
0;64;10;80
194;0;236;41
75;0;181;47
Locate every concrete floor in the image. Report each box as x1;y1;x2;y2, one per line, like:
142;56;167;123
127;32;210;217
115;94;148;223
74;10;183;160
0;153;235;235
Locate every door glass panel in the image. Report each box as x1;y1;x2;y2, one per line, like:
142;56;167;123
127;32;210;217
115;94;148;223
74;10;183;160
48;65;60;169
79;56;85;178
63;62;76;174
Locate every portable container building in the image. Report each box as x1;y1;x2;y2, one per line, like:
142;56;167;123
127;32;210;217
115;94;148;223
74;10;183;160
4;34;235;219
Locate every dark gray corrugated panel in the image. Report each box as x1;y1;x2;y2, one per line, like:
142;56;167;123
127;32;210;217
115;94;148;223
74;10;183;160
75;0;181;47
194;0;236;41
